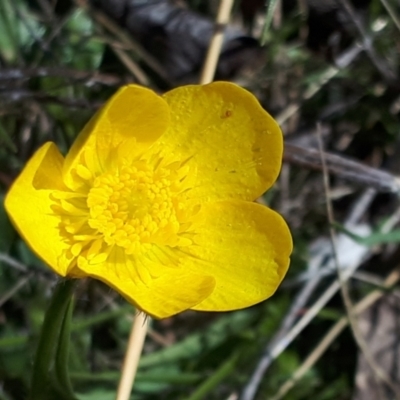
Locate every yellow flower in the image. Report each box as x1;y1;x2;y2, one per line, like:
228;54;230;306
5;82;292;318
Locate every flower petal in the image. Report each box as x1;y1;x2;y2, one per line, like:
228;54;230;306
182;200;292;312
156;82;282;202
76;246;215;318
63;85;170;188
5;143;70;275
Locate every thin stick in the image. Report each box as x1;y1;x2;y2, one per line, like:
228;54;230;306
114;2;232;399
316;123;400;399
241;278;343;400
271;267;400;400
199;0;234;85
111;46;150;86
75;0;170;83
116;312;148;400
284;142;400;193
338;0;397;83
380;0;400;33
0;275;30;307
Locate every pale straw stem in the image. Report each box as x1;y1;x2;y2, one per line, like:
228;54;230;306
116;2;233;399
199;0;234;84
116;312;148;400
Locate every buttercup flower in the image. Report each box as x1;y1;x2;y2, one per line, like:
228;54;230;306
5;82;292;318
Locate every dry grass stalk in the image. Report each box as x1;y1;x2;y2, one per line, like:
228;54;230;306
317;122;400;399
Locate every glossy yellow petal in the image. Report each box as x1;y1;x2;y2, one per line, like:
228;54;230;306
5;82;292;319
76;246;215;318
63;85;170;188
156;82;282;203
183;200;292;312
5;143;70;275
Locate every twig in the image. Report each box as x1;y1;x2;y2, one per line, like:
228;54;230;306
241;278;345;400
29;0;74;68
241;187;378;400
379;0;400;33
116;312;148;400
284;142;400;193
338;0;398;84
75;0;170;84
276;44;363;125
0;253;28;272
317;122;400;399
110;46;150;86
345;188;377;225
0;67;122;86
271;267;400;400
200;0;235;85
0;90;102;109
114;1;234;398
276;12;400;128
0;275;31;307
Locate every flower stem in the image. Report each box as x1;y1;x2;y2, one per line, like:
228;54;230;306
30;279;76;400
199;0;234;85
117;2;232;399
116;312;148;400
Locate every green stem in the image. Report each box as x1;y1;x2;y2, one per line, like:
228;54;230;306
29;279;76;400
54;296;78;399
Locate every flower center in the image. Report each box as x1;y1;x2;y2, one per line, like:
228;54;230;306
52;154;195;269
86;163;181;254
